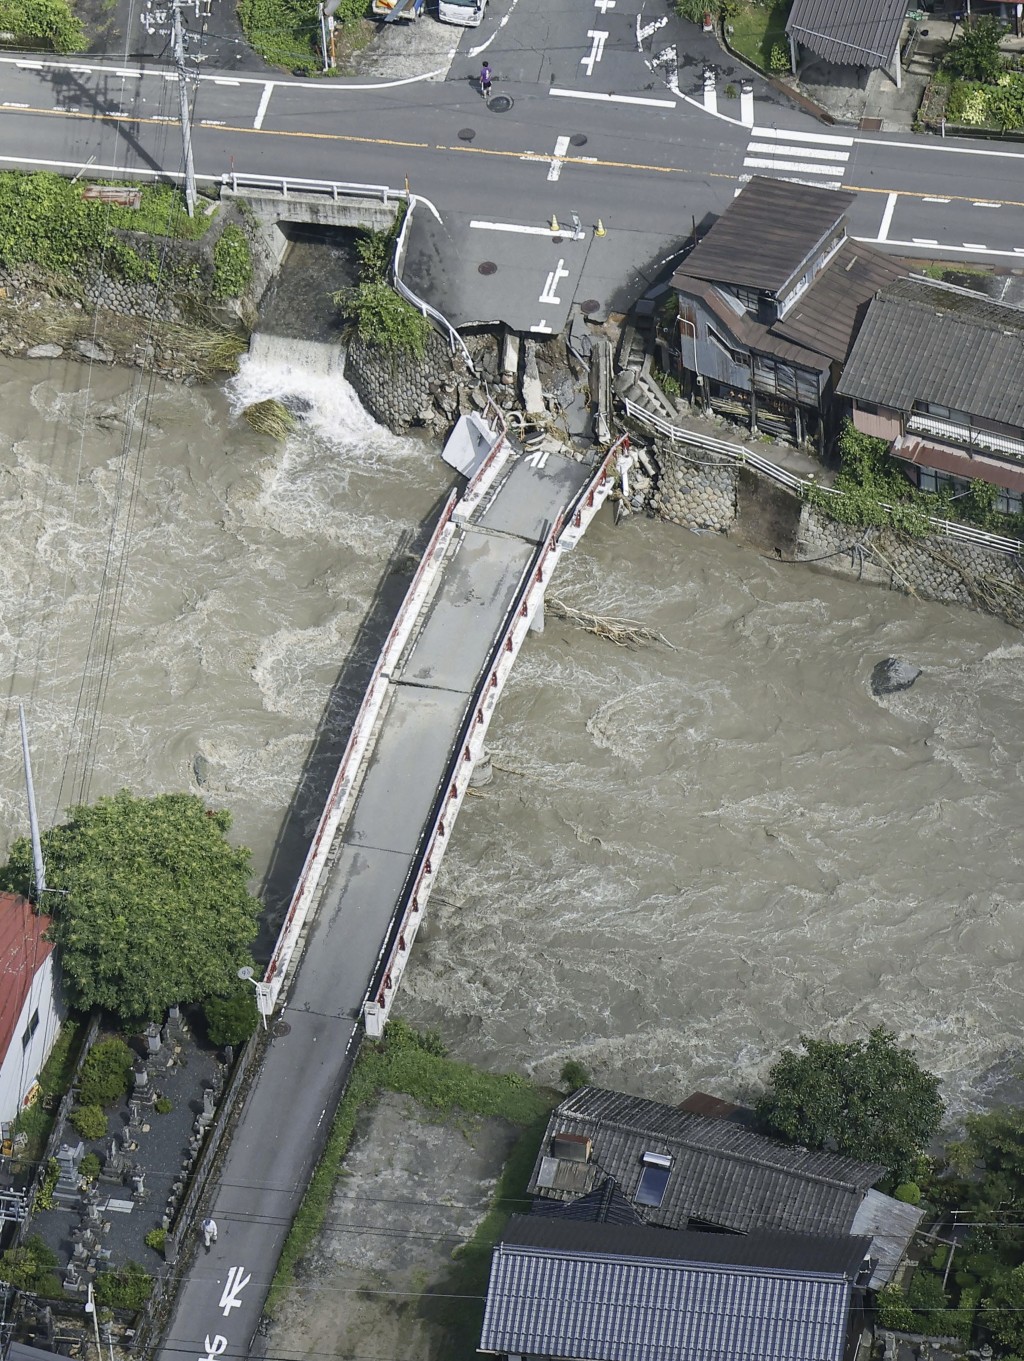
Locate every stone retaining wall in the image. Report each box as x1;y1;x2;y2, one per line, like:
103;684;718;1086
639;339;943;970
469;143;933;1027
648;442;737;532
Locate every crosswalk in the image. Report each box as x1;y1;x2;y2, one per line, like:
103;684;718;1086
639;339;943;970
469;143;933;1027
742;126;854;191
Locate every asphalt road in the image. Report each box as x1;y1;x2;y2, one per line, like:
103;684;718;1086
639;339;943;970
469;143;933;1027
1;0;1023;328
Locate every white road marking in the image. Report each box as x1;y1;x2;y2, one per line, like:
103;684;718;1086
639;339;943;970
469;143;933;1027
855;134;1024;161
745;141;848;162
526;448;551;468
219;1266;251;1317
113;68;140;77
912;237;939;245
530;320;555;333
202;1337;228;1361
2;102;29;108
962;242;988;249
923;196;951;203
742;157;844;176
638;15;668;38
594;0;616;10
973;200;1001;208
548;135;570;181
751;125;853;146
213;78;240;85
580;30;608;76
254;80;274;130
200;120;226;126
471;219;582;237
774;174;843;190
539;259;569;305
878;191;898;243
856;237;1024;259
16;61;44;69
549;87;676;107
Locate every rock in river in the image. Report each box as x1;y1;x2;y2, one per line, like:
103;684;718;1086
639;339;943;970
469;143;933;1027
871;657;922;697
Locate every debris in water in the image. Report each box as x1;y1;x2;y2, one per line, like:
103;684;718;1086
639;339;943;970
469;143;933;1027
548;597;676;650
871;657;922;696
243;398;295;440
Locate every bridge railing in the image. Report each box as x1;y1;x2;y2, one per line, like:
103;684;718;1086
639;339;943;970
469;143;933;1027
363;439;627;1033
264;488;460;1005
622;398;1024;557
220;172;405;203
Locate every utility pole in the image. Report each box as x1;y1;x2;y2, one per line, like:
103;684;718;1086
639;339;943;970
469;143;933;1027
171;0;198;217
18;704;46;902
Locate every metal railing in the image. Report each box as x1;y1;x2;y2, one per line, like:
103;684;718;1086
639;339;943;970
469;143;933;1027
220;172;405;203
906;412;1024;462
392;198;475;369
622;398;1024;557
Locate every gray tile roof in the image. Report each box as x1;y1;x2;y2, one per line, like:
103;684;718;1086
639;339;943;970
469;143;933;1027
836;276;1024;427
787;0;906;70
528;1086;886;1237
480;1217;858;1361
851;1189;925;1289
531;1176;644;1227
672;178;854;295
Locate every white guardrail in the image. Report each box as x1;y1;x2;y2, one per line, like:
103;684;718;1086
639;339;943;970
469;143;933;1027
363;438;628;1034
622;398;1024;558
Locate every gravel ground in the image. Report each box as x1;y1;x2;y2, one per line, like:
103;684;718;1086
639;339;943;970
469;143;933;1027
267;1091;520;1361
344;10;463;80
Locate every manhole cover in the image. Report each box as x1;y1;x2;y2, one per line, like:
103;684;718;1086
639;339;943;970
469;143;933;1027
580;299;601;314
458;127;476;141
273;1021;291;1037
552;236;564;244
478;261;497;275
570;133;588;147
488;94;514;113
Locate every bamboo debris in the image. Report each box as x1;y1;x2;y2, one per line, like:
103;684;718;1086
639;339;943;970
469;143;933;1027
548;596;676;650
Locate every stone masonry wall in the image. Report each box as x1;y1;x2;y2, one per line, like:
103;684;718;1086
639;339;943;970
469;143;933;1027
649;442;737;532
344;330;478;434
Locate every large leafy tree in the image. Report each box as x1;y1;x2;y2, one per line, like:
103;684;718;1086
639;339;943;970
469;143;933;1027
0;791;260;1020
756;1027;943;1182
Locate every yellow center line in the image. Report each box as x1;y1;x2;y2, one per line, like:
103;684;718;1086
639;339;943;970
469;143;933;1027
6;106;1024;209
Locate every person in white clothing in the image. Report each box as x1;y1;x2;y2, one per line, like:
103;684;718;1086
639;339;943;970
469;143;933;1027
202;1216;218;1250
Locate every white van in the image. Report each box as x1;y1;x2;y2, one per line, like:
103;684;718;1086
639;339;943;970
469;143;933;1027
438;0;486;25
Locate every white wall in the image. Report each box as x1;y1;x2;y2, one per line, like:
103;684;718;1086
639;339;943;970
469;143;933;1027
0;955;65;1125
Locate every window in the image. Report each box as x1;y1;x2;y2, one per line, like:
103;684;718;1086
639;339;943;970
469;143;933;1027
21;1010;39;1051
916;468;1022;515
635;1151;672;1208
706;325;747;367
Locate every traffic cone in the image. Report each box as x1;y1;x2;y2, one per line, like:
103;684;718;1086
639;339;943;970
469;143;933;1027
595;219;607;237
549;214;560;233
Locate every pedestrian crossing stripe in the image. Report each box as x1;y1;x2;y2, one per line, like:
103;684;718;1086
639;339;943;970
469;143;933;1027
742;125;851;191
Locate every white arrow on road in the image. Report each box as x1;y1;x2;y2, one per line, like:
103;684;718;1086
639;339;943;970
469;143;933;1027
219;1267;252;1317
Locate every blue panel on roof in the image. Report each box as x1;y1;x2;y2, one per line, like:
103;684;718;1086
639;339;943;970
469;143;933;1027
635;1165;670;1207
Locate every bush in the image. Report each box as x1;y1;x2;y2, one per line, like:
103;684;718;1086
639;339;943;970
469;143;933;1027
338;280;432;357
70;1104;109;1140
560;1060;591;1092
895;1181;922;1205
34;1158;59;1210
877;1282;916;1331
154;1096;173;1114
79;1038;134;1106
94;1260;153;1311
0;0;83;49
212;225;253;300
204;989;260;1047
769;42;789;72
943;15;1006;83
79;1152;102;1181
144;1228;167;1255
0;1236;58;1291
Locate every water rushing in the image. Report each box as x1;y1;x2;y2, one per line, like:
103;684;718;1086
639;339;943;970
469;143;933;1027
0;353;1021;1118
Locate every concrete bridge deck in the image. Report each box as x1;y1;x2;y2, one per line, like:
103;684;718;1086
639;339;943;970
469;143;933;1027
156;424;624;1361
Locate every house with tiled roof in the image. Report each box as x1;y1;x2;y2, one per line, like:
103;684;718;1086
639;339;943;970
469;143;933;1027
786;0;909;87
479;1215;871;1361
838;275;1024;517
671;178;904;450
0;892;64;1128
528;1086;922;1289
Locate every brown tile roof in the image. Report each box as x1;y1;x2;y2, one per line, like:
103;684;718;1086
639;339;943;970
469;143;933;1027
680;277;832;372
0;893;52;1062
672;178;854;295
788;0;906;69
772;240;906;362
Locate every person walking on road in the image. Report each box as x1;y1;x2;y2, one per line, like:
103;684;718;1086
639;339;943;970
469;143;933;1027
202;1216;218;1250
479;61;492;101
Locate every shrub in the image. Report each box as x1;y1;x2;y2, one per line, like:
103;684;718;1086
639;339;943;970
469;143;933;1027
769;42;789;72
895;1181;922;1205
0;0;84;50
79;1038;134;1106
70;1104;108;1140
338;280;432;357
0;1236;58;1291
212;225;253;300
34;1158;59;1210
154;1096;173;1115
560;1060;591;1092
94;1260;153;1311
204;989;260;1047
144;1228;167;1255
877;1282;916;1331
79;1152;102;1181
943;15;1006;83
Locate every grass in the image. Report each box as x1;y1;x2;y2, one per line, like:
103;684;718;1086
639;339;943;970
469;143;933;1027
726;0;791;72
12;1021;83;1165
265;1019;557;1317
126;184;218;240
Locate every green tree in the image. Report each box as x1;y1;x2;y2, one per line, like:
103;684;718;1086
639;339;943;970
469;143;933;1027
983;1264;1024;1353
943;16;1006;83
204;988;260;1047
757;1027;944;1182
0;791;260;1021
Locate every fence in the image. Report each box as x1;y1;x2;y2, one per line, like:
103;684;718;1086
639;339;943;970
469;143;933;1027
621;399;1024;558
